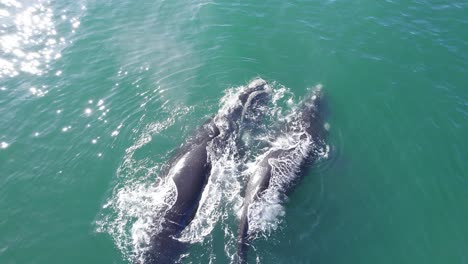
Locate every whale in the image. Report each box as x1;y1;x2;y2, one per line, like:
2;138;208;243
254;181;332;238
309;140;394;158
143;79;271;264
236;86;327;264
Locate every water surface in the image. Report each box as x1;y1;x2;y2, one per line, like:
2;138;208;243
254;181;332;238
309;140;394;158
1;0;467;263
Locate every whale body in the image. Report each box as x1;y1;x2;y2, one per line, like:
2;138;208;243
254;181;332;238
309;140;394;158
236;87;327;264
144;79;271;264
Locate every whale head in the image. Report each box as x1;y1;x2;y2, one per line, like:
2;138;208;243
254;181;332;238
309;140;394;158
238;78;270;105
214;78;271;135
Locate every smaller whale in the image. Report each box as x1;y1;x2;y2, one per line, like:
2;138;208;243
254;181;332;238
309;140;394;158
144;79;271;264
236;86;327;264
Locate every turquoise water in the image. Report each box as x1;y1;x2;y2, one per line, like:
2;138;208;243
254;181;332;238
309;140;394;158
1;0;467;263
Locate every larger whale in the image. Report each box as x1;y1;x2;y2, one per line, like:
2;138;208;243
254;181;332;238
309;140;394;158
236;86;327;263
143;79;271;264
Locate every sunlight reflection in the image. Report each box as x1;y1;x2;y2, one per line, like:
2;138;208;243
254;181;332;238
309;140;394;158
0;2;57;77
0;0;83;78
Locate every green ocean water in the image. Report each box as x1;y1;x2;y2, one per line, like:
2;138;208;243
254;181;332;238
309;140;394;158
1;0;467;263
